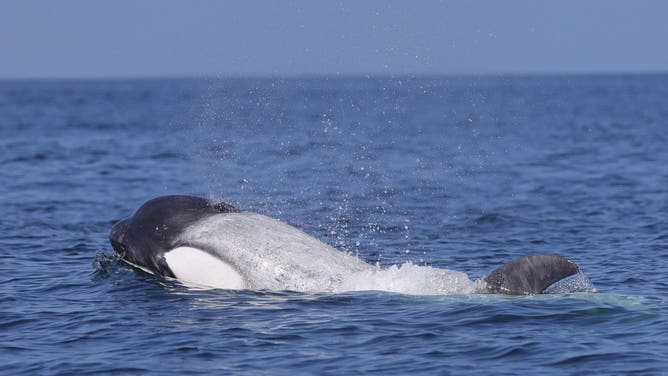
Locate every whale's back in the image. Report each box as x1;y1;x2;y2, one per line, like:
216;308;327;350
176;212;372;291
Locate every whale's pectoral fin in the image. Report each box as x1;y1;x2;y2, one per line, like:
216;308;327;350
483;254;580;295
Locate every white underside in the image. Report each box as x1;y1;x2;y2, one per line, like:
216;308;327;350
164;246;245;290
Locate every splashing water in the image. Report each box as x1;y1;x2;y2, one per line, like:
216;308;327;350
336;262;483;295
543;273;598;294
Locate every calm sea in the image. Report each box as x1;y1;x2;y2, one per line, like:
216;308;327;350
1;75;667;374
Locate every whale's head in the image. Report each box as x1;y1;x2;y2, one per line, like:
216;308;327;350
109;195;238;277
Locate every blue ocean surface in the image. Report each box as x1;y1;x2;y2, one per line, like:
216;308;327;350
1;75;667;374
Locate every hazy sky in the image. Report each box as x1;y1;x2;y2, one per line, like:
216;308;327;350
2;0;668;79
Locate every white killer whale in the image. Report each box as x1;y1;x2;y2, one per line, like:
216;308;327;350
109;195;591;295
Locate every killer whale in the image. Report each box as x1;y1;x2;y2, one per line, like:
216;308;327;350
109;195;587;295
109;195;239;279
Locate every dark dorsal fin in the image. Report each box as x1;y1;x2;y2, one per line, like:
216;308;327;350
483;254;580;295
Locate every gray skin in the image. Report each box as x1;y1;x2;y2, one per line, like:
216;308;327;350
110;195;581;295
483;254;580;295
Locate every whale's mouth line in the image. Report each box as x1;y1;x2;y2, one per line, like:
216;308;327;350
120;258;158;276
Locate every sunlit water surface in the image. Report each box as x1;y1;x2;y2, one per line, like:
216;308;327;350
1;76;667;374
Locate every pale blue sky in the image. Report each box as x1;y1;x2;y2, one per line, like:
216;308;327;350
1;0;667;78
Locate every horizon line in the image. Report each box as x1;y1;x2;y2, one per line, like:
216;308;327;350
1;70;668;82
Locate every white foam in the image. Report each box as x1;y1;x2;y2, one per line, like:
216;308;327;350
164;246;245;290
337;262;479;295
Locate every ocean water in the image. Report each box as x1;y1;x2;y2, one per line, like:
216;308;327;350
1;75;667;374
